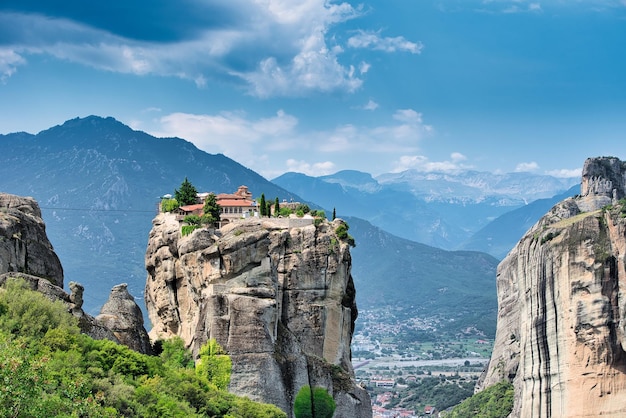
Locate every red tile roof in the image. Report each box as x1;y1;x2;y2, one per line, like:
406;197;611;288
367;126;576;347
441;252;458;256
217;199;255;207
178;204;203;212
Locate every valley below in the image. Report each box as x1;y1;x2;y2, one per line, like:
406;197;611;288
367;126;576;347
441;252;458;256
351;306;493;416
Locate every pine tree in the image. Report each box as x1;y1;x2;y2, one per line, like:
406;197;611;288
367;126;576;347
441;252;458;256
332;207;336;220
174;177;198;206
274;197;280;217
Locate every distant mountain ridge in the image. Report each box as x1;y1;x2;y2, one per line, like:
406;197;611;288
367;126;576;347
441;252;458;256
0;116;299;314
273;169;579;253
0;116;500;336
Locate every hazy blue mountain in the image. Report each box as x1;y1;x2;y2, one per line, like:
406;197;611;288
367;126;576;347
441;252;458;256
0;116;299;316
272;169;579;250
0;116;500;336
459;185;580;259
348;216;499;335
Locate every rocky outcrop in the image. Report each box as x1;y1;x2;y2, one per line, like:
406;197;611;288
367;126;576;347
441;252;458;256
145;215;371;418
95;284;153;354
477;157;626;417
0;193;63;287
0;192;152;354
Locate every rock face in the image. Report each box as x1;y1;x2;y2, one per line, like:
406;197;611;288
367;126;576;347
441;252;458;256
0;193;63;287
145;215;371;418
96;283;153;354
0;192;152;354
477;157;626;417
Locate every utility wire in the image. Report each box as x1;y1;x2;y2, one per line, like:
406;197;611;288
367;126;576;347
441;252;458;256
39;206;156;213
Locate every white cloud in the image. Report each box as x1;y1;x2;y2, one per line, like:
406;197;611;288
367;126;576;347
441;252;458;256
391;153;472;173
286;159;336;176
0;48;25;82
0;1;369;96
545;168;581;178
359;61;371;74
347;30;423;54
363;99;379;111
451;152;467;162
147;107;433;177
515;161;539;172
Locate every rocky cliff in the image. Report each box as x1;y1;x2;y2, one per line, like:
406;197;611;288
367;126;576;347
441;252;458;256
145;215;372;417
477;157;626;417
0;193;64;287
0;192;151;353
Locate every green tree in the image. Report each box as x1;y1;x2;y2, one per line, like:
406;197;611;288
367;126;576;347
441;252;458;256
260;194;267;217
279;207;293;217
161;198;179;213
293;386;336;418
335;222;355;247
274;197;280;217
332;207;336;220
196;339;232;390
447;380;514;418
174;177;198;206
202;192;220;225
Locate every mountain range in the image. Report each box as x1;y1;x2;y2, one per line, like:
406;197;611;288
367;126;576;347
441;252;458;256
0;115;567;336
272;169;578;253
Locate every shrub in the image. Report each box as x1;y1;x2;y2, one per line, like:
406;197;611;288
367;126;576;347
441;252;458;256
161;198;179;213
293;386;336;418
196;339;232;390
181;225;199;236
335;222;356;247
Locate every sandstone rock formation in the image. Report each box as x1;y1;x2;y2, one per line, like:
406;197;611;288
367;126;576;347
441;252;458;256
0;193;63;287
145;215;371;418
477;157;626;417
95;283;153;354
0;192;152;354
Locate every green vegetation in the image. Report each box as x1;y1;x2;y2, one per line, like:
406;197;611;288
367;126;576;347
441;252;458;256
293;386;336;418
175;177;198;206
0;278;286;418
202;193;220;225
335;221;355;247
274;198;280;218
195;339;231;391
260;194;267;217
379;376;475;413
279;207;293;217
446;380;514;418
161;198;179;213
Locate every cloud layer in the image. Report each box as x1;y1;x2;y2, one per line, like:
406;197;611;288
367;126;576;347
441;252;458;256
0;0;421;97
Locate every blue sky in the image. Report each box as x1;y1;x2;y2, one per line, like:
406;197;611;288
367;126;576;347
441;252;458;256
1;0;625;179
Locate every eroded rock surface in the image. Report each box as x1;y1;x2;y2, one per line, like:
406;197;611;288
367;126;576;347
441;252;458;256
477;157;626;417
145;215;371;418
96;283;153;354
0;193;152;354
0;193;63;287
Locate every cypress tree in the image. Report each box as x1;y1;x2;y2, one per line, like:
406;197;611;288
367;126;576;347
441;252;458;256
260;194;266;217
274;197;280;217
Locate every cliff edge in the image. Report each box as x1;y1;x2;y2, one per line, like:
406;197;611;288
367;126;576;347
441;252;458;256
145;215;371;417
0;192;151;354
477;157;626;417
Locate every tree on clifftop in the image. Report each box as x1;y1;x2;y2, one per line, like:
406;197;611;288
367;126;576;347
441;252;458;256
260;194;267;217
174;177;198;206
202;192;220;225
